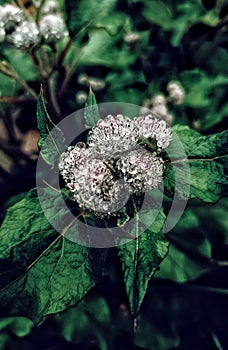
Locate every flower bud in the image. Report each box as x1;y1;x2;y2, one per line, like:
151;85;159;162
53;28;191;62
76;91;88;104
124;32;140;44
167;81;185;105
152;94;166;106
41;0;58;14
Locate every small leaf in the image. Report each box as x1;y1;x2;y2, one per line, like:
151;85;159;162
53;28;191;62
84;87;101;129
36;89;66;165
0;188;107;322
165;126;228;203
118;208;168;316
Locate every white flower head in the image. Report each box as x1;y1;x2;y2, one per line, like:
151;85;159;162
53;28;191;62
134;113;172;150
88;114;139;159
7;21;40;49
59;143;129;214
39;14;68;43
0;4;24;32
116;148;164;193
58;114;172;216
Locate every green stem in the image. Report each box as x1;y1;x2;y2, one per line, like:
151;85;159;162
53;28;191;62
0;61;38;99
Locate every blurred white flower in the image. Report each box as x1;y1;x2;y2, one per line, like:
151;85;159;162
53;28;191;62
0;26;5;43
39;14;68;43
41;0;58;14
167;81;185;105
7;21;40;49
124;32;140;44
0;4;24;33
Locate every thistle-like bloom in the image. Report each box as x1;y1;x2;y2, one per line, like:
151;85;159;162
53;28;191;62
0;4;24;33
88;114;139;159
39;14;68;43
134;114;172;149
59;143;129;213
59;114;172;215
7;21;40;49
116;148;164;193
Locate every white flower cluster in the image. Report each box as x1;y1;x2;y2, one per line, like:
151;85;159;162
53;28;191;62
140;94;173;125
59;114;172;215
7;20;40;49
140;81;185;124
0;1;68;49
167;81;185;105
58;143;129;213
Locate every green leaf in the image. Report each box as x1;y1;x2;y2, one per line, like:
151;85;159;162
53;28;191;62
36;91;66;165
142;0;173;30
180;69;228;108
118;208;169;316
0;188;107;322
156;208;212;282
0;317;33;337
165;125;228;202
65;0;118;35
0;317;33;350
54;296;110;350
84;88;101;129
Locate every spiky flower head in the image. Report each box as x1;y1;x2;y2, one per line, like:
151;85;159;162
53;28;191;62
0;4;24;33
58;114;172;215
116;148;164;193
134;114;172;150
88;114;139;159
39;14;68;43
59;143;129;213
7;20;40;49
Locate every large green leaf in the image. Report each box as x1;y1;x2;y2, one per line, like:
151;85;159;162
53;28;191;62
165;126;228;202
0;188;107;322
36;91;66;166
118;209;169;316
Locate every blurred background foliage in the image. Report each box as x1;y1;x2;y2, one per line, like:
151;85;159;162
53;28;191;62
0;0;227;349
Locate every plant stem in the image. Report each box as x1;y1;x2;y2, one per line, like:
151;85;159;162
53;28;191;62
0;61;38;99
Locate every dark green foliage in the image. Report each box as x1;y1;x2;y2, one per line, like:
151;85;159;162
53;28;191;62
0;189;108;322
165;126;228;202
